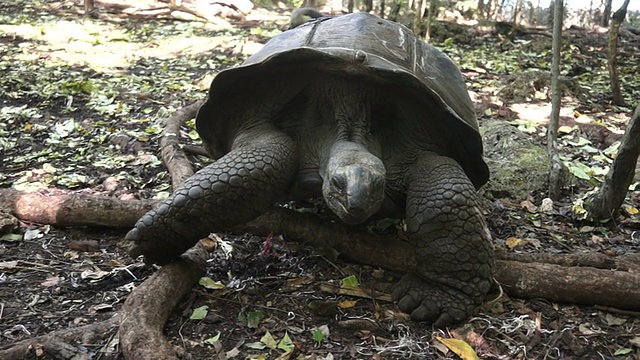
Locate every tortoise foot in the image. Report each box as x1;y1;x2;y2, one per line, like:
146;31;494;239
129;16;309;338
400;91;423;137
392;273;477;327
126;226;195;265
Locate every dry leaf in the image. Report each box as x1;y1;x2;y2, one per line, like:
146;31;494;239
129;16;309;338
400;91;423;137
520;199;537;212
338;300;358;309
505;237;526;249
436;336;480;360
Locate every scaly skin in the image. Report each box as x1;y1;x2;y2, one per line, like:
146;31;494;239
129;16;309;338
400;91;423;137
392;153;493;327
126;130;298;265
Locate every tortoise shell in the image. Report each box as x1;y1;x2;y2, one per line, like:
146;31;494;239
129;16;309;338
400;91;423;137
196;12;488;188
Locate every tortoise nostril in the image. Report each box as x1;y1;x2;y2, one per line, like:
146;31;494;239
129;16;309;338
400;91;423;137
331;176;345;194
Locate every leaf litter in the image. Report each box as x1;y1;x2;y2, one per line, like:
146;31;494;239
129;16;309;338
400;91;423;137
1;1;639;359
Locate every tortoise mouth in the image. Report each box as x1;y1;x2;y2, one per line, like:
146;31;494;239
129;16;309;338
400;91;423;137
323;165;385;225
336;207;376;225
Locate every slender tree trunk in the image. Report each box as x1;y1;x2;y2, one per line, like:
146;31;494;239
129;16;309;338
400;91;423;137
495;0;508;20
83;0;94;13
601;0;613;27
365;0;373;12
389;0;402;21
424;0;436;41
588;105;640;220
548;0;564;200
510;0;523;40
485;0;493;19
607;0;630;106
413;0;424;36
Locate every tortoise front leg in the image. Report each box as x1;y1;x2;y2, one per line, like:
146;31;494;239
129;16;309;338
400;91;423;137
392;152;493;327
126;130;298;265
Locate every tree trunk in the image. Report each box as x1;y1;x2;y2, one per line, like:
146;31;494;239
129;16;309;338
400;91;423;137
548;0;564;200
412;0;424;36
84;0;94;14
484;0;493;19
601;0;613;27
607;0;630;106
388;0;402;21
509;0;523;40
365;0;373;12
120;243;209;360
424;0;435;41
495;0;508;20
587;105;640;220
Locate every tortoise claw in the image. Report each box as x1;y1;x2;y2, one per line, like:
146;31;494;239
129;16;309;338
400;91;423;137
125;226;176;265
392;273;476;327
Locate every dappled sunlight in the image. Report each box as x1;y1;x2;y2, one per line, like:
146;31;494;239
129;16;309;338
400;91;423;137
509;102;575;125
1;19;248;71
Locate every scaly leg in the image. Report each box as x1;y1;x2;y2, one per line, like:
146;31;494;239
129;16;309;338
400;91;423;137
392;152;493;327
126;130;298;265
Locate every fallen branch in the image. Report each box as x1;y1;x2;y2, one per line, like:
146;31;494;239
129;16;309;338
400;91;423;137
241;207;640;311
119;242;210;360
159;100;203;189
0;188;155;227
0;316;119;360
123;4;232;26
2;188;639;311
494;251;640;273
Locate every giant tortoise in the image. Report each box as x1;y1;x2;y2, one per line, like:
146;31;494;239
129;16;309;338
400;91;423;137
126;12;493;327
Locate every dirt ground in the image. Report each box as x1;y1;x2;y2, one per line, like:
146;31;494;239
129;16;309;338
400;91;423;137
1;1;639;359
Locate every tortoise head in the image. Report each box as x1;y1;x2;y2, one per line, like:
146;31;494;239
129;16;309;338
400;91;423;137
322;141;385;225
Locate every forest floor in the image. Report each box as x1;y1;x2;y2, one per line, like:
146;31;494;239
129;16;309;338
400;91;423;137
1;0;640;359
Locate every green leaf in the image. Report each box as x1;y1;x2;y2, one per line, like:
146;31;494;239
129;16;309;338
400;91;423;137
190;305;208;320
244;310;265;328
0;234;22;242
613;348;632;355
204;332;221;345
565;162;591;180
260;330;277;349
277;331;295;351
341;275;359;288
312;328;324;344
199;277;225;290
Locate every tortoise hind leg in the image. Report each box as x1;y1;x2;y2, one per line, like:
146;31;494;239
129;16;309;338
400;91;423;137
392;152;493;327
127;130;298;265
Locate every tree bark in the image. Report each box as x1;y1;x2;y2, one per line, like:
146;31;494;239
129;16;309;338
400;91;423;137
495;260;640;310
84;0;94;14
160;100;203;188
424;0;436;41
0;188;156;227
547;0;563;200
588;105;640;220
0;316;119;360
413;0;424;36
601;0;613;27
509;0;523;40
119;243;209;360
607;0;630;106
